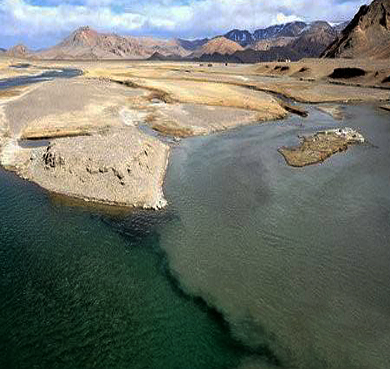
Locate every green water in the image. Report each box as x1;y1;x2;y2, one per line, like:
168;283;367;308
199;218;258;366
0;170;257;369
1;104;390;369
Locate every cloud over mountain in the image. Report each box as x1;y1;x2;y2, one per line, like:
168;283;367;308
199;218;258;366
0;0;368;48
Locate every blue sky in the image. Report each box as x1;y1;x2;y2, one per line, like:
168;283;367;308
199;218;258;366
0;0;368;49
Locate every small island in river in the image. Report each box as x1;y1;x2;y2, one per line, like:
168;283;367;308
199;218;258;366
278;128;365;167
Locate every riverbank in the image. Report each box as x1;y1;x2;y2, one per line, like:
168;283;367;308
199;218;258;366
0;57;389;209
1;58;390;369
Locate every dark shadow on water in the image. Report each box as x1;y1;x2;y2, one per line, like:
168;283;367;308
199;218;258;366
10;63;31;69
101;210;283;368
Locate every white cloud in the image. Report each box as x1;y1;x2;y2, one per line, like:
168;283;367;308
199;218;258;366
275;13;302;24
0;0;368;48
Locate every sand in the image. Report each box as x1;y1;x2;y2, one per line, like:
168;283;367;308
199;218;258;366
18;128;169;210
316;105;344;120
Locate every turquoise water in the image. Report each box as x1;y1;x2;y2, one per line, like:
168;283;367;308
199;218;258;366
1;103;390;369
0;168;263;369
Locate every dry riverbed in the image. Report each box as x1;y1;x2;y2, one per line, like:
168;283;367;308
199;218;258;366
0;57;388;209
0;60;289;209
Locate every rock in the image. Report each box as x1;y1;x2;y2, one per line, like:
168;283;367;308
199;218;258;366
279;127;365;167
18;128;170;209
317;105;344;120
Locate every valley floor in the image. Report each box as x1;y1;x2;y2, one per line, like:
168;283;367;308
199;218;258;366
0;56;389;208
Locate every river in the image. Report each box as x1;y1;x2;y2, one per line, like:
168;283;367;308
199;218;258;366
0;85;389;368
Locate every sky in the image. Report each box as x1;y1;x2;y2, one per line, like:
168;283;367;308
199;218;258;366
0;0;369;49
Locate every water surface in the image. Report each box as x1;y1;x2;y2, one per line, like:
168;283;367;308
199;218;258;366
160;104;390;369
0;168;256;369
0;103;389;369
0;68;82;90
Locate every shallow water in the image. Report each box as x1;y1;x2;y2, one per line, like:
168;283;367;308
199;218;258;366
18;139;50;148
0;68;82;89
10;63;31;69
0;104;389;369
160;104;390;369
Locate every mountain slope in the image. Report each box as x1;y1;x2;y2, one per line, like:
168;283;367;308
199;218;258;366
37;26;190;60
251;37;296;51
322;0;390;59
6;44;30;58
190;37;244;58
291;21;338;57
253;21;307;40
177;38;209;50
224;29;254;46
222;21;343;59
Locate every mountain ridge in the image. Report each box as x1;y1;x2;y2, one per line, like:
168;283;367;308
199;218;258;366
322;0;390;59
2;18;351;62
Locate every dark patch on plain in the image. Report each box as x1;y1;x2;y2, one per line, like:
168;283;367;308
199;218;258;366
382;75;390;83
329;67;366;79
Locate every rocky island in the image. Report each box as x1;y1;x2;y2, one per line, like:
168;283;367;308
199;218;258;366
279;128;365;167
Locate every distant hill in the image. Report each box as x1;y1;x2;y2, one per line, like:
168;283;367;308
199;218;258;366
6;44;30;58
177;38;209;50
323;0;390;59
251;37;296;51
253;22;308;40
221;21;344;60
223;29;254;47
189;37;244;58
196;46;303;64
35;26;190;60
147;52;183;61
290;21;338;57
223;22;308;47
4;18;355;63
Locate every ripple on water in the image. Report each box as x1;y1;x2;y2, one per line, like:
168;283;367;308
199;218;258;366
0;168;266;369
160;104;390;369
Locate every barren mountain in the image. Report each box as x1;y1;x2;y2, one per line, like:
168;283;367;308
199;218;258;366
4;17;353;63
234;22;340;61
332;21;350;34
291;21;338;57
191;37;244;58
251;37;296;51
6;44;30;58
224;29;254;46
323;0;390;59
36;26;190;60
253;22;308;40
222;21;343;59
224;23;308;47
177;38;209;50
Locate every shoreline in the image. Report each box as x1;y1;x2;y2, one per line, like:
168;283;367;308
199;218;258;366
0;57;388;210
